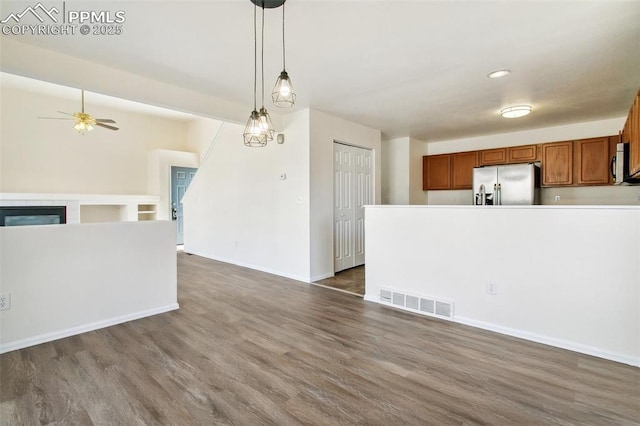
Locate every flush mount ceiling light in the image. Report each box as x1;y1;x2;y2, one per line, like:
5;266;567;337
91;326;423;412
501;105;532;118
487;69;511;79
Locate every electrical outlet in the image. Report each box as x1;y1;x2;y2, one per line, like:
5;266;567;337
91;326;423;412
0;294;11;311
554;195;561;202
486;283;497;295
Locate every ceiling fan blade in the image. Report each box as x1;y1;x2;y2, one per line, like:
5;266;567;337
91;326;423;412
95;119;116;123
57;111;75;116
95;122;119;131
38;117;73;120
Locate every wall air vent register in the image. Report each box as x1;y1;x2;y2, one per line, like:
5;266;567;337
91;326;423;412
380;288;454;321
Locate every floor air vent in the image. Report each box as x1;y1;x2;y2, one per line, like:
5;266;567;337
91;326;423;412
379;288;454;321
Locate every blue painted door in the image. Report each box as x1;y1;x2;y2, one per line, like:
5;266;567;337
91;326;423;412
171;166;197;245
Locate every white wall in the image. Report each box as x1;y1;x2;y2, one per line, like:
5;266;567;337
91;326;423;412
427;117;625;154
382;137;410;204
183;108;382;283
365;205;640;366
309;109;382;281
0;86;189;194
409;138;429;204
183;114;311;282
382;136;428;205
187;117;224;162
0;221;178;353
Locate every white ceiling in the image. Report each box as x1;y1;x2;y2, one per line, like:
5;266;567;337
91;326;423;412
1;0;639;142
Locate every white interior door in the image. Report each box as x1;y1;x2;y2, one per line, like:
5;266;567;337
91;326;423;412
334;143;373;273
354;147;373;266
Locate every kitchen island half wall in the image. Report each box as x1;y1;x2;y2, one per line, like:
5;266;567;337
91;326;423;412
364;205;640;366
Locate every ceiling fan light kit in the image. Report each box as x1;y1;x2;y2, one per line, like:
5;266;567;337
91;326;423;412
38;89;119;133
244;0;296;147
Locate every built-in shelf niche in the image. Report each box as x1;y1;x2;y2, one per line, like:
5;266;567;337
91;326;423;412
137;204;157;221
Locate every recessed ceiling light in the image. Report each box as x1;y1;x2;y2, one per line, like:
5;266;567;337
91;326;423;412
501;105;532;118
487;69;511;79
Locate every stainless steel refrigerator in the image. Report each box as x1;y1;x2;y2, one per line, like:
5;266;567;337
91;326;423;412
473;163;540;205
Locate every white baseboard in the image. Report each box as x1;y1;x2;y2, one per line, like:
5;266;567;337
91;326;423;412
186;250;312;283
455;316;640;368
0;303;179;354
310;272;334;282
363;297;639;367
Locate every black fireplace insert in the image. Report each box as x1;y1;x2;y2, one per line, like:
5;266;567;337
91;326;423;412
0;206;67;226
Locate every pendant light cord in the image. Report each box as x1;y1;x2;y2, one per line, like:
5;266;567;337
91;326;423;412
253;3;257;111
261;5;265;107
282;2;286;71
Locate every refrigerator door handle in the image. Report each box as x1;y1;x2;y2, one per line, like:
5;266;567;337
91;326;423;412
610;155;617;180
496;183;502;205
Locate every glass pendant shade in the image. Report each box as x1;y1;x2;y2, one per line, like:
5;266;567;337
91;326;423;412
243;110;268;147
73;120;93;133
272;71;296;107
259;107;275;140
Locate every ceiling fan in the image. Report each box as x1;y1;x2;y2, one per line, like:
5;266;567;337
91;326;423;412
38;89;119;132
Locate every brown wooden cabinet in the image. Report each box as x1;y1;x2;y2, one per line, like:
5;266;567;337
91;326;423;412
622;89;640;177
573;137;610;185
451;152;478;189
424;134;616;191
542;141;573;186
507;144;539;164
479;148;506;165
423;154;451;190
423;151;478;190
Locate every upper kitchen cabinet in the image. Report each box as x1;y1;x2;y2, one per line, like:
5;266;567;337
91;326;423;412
423;154;451;190
542;141;573;186
622;89;640;177
480;145;539;166
479;148;506;165
573;137;611;185
451;151;478;189
507;144;539;164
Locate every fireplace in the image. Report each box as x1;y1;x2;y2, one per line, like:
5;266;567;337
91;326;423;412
0;206;67;227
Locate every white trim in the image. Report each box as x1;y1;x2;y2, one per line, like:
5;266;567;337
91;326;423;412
0;303;179;354
363;297;639;367
310;282;363;298
0;192;160;204
364;204;640;211
185;251;311;284
311;272;334;282
363;294;377;303
455;316;640;367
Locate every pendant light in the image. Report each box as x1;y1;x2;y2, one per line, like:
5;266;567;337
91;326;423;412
272;1;296;107
258;4;275;140
243;2;268;147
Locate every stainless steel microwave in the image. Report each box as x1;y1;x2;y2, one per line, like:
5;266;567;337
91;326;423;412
612;143;640;185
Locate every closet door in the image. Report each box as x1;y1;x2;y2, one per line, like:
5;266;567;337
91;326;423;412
334;143;373;272
354;147;372;266
334;144;355;272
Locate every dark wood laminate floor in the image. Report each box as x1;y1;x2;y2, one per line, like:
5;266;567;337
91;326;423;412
1;253;639;425
314;265;365;295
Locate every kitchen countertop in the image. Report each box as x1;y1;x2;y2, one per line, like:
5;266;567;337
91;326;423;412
366;204;640;210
